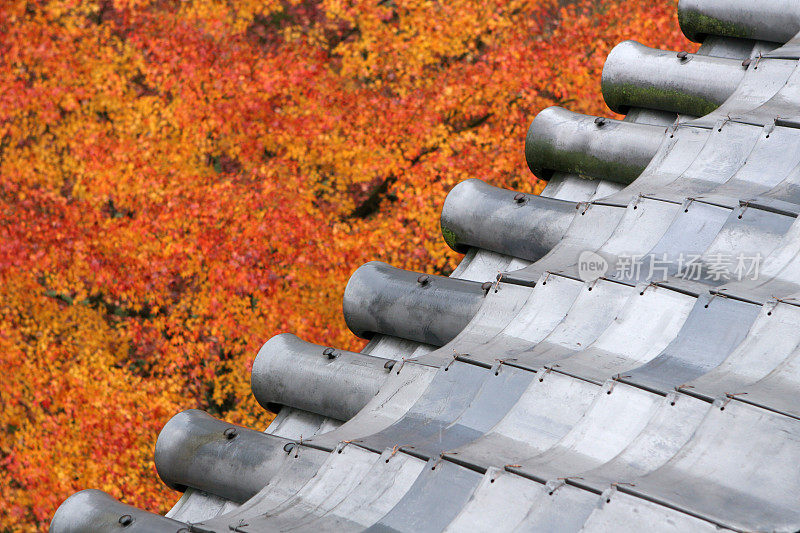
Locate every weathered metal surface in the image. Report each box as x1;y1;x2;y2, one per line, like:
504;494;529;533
611;200;731;285
202;445;385;531
513;381;667;480
166;490;239;523
766;32;800;60
251;333;390;421
342;261;485;345
446;469;599;532
308;363;438;450
737;349;800;419
723;214;800;301
506;279;635;370
366;459;483;533
693;58;798;127
357;363;534;458
53;2;800;531
678;0;800;43
539;172;620;203
581;490;733;532
441;178;575;260
429;273;584;367
525;106;664;184
705;125;800;204
594;199;683;266
154;410;298;502
621;294;761;393
554;284;696;382
602;40;744;116
503;203;627;284
607;124;711;205
450;371;600;468
624;399;800;531
50;490;188;533
194;444;333;528
655;203;795;295
686;301;800;399
580;391;711;487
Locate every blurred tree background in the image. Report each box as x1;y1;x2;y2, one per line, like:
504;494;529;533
0;0;693;529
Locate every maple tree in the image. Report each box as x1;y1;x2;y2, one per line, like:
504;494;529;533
0;0;694;529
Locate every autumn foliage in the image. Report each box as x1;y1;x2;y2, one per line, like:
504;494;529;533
0;0;693;529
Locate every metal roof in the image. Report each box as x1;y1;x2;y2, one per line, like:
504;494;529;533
51;1;800;531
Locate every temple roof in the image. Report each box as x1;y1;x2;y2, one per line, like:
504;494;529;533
51;1;800;531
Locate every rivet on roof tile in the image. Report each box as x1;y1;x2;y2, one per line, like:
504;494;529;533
417;274;430;286
513;192;526;203
594;117;606;127
223;427;238;440
676;51;688;59
384;360;396;371
119;514;133;527
323;347;337;359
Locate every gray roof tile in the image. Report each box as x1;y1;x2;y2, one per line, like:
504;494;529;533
51;2;800;531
